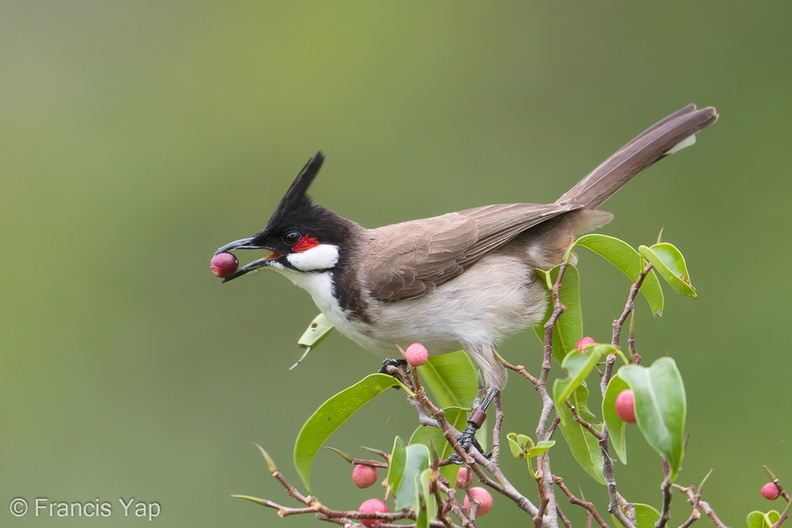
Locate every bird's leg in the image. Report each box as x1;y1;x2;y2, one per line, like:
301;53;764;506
449;387;499;463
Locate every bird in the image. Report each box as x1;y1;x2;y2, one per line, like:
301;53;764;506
214;104;718;450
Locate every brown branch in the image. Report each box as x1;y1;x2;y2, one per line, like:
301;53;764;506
556;503;573;528
567;400;605;441
503;359;540;385
656;459;672;528
612;263;653;349
675;484;730;528
554;476;611;528
490;392;504;465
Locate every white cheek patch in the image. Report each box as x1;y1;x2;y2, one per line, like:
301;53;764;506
286;244;340;271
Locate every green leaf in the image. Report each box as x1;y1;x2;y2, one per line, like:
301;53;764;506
293;373;407;492
291;314;335;369
506;434;553;477
506;432;534;459
506;432;526;459
385;436;407;497
419;351;479;409
534;264;583;363
612;503;661;528
602;375;631;464
393;444;431;511
619;358;687;481
639;243;697;298
527;440;555;457
416;468;436;528
556;384;605;484
553;344;614;405
573;234;664;316
747;511;781;528
408;407;468;482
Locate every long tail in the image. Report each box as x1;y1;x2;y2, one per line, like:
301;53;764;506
556;104;718;209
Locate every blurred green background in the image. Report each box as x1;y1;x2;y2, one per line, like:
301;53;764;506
2;2;791;527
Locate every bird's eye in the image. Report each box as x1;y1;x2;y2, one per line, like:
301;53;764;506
283;231;301;245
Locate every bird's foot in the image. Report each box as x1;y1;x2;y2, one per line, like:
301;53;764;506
448;409;491;464
378;358;407;376
378;358;408;387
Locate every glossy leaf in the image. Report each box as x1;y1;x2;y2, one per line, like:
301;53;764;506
619;358;687;481
557;384;605;484
416;468;436;528
409;407;468;482
527;440;556;457
506;432;533;459
602;375;631;464
553;344;613;405
419;351;479;409
393;444;431;510
747;511;782;528
573;234;664;316
294;373;407;492
505;433;553;477
639;243;697;298
535;264;583;363
612;503;661;528
291;313;335;369
385;436;407;496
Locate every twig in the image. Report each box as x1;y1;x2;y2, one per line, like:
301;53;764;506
554;476;611;528
567;401;605;440
675;484;730;528
612;263;653;349
490;392;504;465
503;359;540;385
656;458;672;528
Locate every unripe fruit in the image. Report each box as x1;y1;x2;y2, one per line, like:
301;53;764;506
464;487;493;516
404;343;429;367
352;464;379;489
576;336;596;350
210;252;238;278
358;498;389;527
761;482;781;500
455;467;473;488
615;389;637;423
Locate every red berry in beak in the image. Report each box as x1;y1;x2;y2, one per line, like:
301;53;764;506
210;252;239;278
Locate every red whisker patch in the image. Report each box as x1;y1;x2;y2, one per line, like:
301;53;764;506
292;235;319;253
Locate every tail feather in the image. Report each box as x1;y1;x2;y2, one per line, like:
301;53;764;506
556;104;718;209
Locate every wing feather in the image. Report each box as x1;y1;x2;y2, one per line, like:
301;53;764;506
363;203;578;301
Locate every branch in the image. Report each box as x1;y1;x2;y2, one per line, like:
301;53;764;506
674;484;730;528
612;263;653;350
554;476;611;528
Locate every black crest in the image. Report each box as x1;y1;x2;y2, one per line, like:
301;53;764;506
264;151;325;230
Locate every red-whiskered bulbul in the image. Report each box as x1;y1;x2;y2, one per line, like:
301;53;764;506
214;104;718;451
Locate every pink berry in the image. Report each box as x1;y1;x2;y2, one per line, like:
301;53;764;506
404;343;429;367
576;336;596;350
761;482;781;500
352;464;379;489
210;252;238;278
455;467;473;488
464;487;493;516
358;498;389;527
615;390;636;423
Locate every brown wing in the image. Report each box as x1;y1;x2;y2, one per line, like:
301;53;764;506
362;202;578;301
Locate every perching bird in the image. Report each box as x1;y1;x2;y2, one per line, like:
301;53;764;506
214;104;718;449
